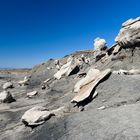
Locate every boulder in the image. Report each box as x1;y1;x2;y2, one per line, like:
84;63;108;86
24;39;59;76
21;106;65;126
27;91;38;98
71;69;111;103
21;106;53;126
115;17;140;47
2;82;13;90
0;91;15;103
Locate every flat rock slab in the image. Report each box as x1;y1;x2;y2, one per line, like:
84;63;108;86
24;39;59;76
54;60;79;80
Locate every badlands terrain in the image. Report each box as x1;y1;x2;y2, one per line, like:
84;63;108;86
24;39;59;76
0;17;140;140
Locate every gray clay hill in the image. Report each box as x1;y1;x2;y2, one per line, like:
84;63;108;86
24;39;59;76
0;17;140;140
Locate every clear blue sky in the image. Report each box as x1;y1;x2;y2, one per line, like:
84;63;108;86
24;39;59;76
0;0;140;68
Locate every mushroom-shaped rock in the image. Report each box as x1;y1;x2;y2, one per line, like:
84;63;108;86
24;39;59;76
94;37;107;51
115;17;140;47
21;106;53;126
0;91;15;103
3;82;13;90
71;69;111;103
27;91;38;98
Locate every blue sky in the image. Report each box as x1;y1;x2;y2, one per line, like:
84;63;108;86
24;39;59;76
0;0;140;68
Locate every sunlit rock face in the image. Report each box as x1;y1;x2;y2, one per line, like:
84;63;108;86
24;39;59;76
115;17;140;47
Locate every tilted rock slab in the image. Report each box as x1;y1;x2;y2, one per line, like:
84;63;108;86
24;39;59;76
0;91;15;103
71;69;111;103
54;60;79;80
3;82;13;90
115;17;140;47
74;69;101;93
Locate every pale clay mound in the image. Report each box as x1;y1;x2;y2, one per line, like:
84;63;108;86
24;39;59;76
0;17;140;140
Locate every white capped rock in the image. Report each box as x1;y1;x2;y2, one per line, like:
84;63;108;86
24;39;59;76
94;37;107;50
3;82;13;90
0;91;14;103
21;106;53;126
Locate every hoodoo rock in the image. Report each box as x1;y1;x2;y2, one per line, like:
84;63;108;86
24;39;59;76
115;17;140;47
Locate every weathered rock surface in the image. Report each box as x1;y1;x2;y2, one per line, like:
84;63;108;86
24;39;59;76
71;69;111;103
21;106;53;126
115;17;140;47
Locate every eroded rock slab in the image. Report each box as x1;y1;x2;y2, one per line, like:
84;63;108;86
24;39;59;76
71;69;111;103
115;17;140;47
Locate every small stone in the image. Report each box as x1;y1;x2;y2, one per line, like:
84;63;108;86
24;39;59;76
27;91;38;98
98;106;106;110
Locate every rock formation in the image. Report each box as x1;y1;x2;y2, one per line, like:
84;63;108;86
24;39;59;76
1;17;140;140
115;17;140;47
